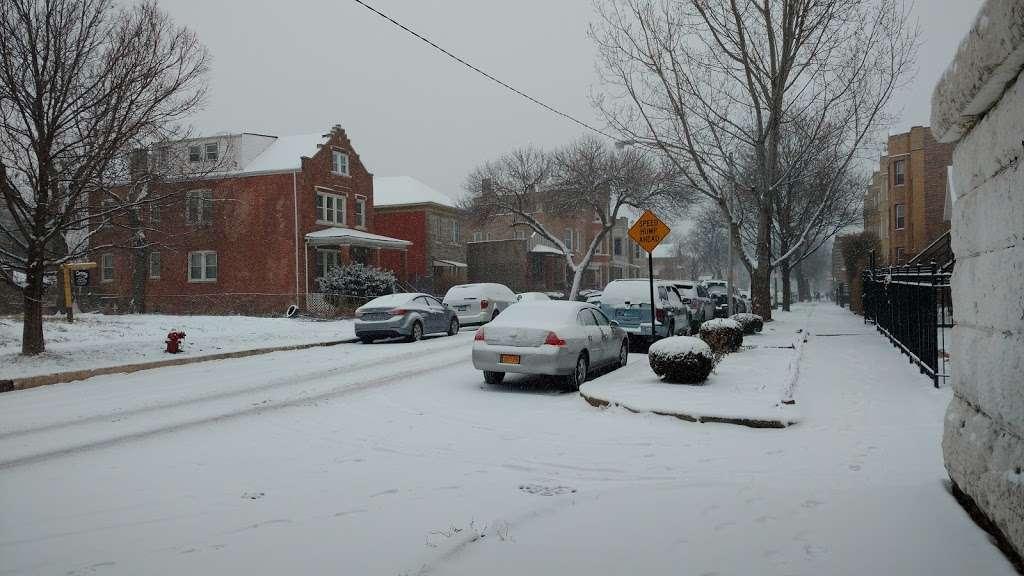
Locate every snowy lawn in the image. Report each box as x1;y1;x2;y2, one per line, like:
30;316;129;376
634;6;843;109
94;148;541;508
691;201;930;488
581;313;804;426
0;313;354;379
0;304;1015;575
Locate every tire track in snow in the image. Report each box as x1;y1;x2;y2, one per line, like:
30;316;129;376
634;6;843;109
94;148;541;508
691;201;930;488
0;343;469;470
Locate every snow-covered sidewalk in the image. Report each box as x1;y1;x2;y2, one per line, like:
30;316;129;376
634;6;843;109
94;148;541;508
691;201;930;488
0;313;354;380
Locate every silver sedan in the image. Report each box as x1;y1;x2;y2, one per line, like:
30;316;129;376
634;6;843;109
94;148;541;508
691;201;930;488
355;293;460;343
471;301;629;391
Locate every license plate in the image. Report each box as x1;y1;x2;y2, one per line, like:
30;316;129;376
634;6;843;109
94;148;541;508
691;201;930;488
363;313;388;321
456;305;469;311
499;354;520;365
620;310;638;318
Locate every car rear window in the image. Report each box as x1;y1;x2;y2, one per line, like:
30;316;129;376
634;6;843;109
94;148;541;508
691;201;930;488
364;293;414;308
602;281;655;305
491;302;579;326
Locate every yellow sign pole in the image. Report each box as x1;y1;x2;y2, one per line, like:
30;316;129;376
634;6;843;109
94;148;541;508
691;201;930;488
60;262;98;323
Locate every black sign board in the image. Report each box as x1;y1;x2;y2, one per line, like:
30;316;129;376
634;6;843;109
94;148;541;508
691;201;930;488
72;269;90;287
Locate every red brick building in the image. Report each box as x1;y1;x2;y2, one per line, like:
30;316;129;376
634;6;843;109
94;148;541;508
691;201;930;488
374;176;467;295
88;126;411;314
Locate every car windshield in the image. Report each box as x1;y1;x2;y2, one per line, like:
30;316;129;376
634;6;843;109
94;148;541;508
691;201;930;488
362;293;415;308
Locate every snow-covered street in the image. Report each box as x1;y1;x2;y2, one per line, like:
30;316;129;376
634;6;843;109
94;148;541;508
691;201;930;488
0;304;1014;575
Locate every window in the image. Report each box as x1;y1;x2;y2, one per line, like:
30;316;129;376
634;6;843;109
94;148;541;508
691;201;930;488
316;249;341;278
188;145;202;163
188;251;218;282
150;202;161;224
895;247;906;265
614;237;623;256
149;251;161;279
596;235;607;255
895;203;906;230
204;142;219;162
472;231;483;242
577;310;598;326
331;150;349;176
316;190;346;225
355;197;366;228
452;219;460;243
185;190;213;226
575;230;583;253
564;228;573;251
893;159;906;186
514;229;527;240
101;253;114;282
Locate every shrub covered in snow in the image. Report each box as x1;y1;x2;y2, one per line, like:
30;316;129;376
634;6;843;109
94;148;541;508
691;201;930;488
730;313;764;335
648;336;715;384
316;263;396;299
699;318;744;354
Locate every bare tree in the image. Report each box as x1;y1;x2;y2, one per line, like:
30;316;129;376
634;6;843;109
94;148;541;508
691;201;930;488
591;0;916;319
0;0;209;354
463;137;688;300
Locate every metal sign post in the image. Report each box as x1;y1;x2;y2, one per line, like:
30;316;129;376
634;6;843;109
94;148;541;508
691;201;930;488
60;262;97;322
628;210;671;338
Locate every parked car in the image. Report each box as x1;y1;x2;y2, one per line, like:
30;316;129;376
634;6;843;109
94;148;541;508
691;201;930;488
355;293;460;343
598;279;692;344
442;283;516;325
707;282;749;316
515;292;552;304
472;300;629;390
672;280;715;331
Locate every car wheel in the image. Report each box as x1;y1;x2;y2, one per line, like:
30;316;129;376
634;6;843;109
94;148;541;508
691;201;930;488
565;353;589;392
483;370;505;385
408;321;423;342
359;337;374;344
618;341;628;368
447;317;460;336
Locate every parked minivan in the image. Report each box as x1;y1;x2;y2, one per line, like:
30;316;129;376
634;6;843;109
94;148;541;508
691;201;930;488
442;283;516;325
599;279;692;343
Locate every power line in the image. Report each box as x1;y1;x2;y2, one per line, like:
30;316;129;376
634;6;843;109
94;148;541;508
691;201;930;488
350;0;615;140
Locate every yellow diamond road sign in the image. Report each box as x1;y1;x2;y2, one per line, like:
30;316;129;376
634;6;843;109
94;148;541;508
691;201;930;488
628;210;671;253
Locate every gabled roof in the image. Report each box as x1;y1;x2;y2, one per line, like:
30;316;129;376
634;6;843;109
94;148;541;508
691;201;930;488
244;133;329;173
374;176;457;209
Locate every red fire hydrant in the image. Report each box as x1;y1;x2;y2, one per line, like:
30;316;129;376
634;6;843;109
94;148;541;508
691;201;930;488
165;330;186;354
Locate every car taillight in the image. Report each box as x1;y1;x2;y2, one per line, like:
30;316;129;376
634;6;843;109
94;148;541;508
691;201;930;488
474;329;485;341
389;308;407;316
480;299;489;309
544;331;566;346
655;308;666;323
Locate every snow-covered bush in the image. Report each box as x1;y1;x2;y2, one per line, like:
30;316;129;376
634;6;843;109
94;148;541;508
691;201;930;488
316;263;396;299
699;318;744;354
648;336;715;384
730;313;764;335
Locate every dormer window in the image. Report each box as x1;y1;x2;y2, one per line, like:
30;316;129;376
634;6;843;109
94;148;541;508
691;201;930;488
332;150;349;176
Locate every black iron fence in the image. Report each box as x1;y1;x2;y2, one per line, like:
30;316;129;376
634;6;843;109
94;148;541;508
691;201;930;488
862;260;953;388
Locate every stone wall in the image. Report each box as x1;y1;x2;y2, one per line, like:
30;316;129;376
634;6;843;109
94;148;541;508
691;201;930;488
931;0;1024;564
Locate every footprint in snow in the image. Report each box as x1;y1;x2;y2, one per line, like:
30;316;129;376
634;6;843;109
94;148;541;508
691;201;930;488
518;483;576;496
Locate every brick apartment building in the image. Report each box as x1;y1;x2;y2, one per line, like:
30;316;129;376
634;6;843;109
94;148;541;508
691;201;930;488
88;126;413;314
374;176;468;295
863;126;953;265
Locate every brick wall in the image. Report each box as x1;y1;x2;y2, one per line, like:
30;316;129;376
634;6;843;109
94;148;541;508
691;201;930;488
931;0;1024;564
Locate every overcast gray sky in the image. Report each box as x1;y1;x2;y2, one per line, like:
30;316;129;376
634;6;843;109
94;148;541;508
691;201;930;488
161;0;985;200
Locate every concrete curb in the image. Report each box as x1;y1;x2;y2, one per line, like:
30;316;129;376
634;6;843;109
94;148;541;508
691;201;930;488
1;338;359;393
578;392;793;429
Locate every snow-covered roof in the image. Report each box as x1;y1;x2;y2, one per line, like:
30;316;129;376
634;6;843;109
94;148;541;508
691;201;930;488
244;133;329;173
652;243;675;258
305;227;411;250
373;176;457;209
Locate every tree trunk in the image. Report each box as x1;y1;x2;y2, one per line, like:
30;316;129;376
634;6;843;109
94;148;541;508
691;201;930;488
750;205;774;321
781;260;792;311
795;261;810;302
127;209;148;313
21;263;45;355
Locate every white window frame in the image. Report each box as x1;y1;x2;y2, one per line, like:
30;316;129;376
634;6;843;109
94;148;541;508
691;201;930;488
185;190;213;226
472;231;483;242
204;142;219;162
188;145;202;163
188;251;218;283
354;196;366;228
149;251;161;279
451;219;460;243
150;202;161;224
564;228;573;251
575;229;583;253
895;203;906;230
101;253;114;282
331;149;350;176
316;248;341;278
514;229;527;241
316;189;347;226
893;159;906;186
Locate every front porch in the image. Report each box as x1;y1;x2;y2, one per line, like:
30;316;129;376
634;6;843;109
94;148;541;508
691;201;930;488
304;227;412;297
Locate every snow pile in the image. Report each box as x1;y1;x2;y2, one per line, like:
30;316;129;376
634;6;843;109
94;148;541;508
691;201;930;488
699;318;744;354
731;313;764;334
648;336;715;384
0;313;355;379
